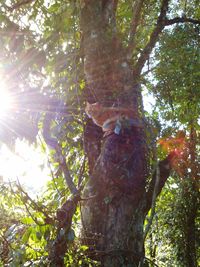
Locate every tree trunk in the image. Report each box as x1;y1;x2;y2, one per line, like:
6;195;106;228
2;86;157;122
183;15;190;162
80;1;172;266
182;126;198;267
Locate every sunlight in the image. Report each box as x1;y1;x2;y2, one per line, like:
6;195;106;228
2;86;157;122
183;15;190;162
0;141;50;194
0;83;12;117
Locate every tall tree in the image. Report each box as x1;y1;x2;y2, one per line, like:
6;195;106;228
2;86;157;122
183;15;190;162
79;1;199;266
0;0;199;266
145;24;200;267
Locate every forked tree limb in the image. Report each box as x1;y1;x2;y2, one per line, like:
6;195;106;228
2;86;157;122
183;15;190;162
134;0;169;76
133;0;200;76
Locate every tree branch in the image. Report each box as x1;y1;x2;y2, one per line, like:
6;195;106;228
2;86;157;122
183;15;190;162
16;180;54;225
133;0;200;76
59;154;79;195
42;114;80;266
145;151;177;213
134;0;169;76
143;163;160;240
43;113;79;196
128;0;145;54
165;17;200;26
49;195;80;266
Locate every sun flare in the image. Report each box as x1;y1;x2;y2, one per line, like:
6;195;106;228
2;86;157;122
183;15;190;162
0;83;12;117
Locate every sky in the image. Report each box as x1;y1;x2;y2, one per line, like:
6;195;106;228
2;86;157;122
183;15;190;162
0;141;50;193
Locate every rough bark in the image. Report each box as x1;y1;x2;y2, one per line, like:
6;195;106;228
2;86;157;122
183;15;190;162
80;0;140;108
81;130;147;264
80;2;147;266
79;1;191;266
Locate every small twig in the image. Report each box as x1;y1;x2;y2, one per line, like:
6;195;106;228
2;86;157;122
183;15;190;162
17;183;46;226
141;65;158;76
16;179;54;225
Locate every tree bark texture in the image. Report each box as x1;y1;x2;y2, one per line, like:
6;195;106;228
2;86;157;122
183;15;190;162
80;1;173;266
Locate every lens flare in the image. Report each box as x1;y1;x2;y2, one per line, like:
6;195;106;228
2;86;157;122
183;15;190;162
0;83;12;117
158;131;189;176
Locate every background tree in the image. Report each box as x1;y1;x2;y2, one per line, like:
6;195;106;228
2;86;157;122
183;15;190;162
144;23;200;267
0;0;199;266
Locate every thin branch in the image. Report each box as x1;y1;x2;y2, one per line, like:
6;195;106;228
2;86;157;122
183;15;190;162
78;156;86;189
38;134;61;196
18;190;46;226
23;199;46;226
16;180;54;224
59;152;79;195
141;65;157;76
143;162;160;240
43;113;79;195
145;151;177;213
128;0;145;54
133;1;200;76
16;180;53;226
165;17;200;26
42;115;80;266
134;0;169;76
49;194;79;266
